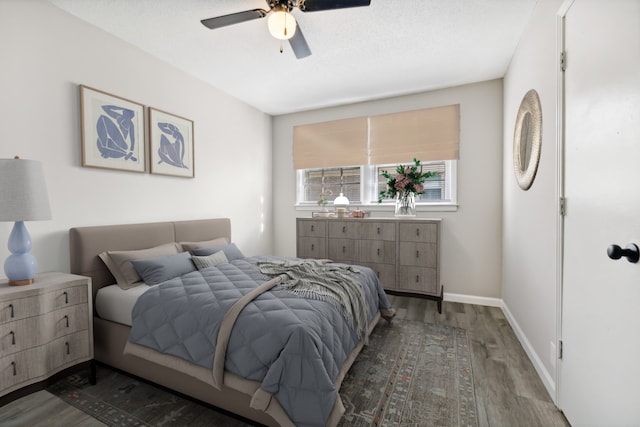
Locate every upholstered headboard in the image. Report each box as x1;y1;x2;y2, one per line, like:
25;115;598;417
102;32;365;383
69;218;231;302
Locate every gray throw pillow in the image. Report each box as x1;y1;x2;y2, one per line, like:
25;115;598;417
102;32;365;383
191;250;229;270
131;251;196;285
192;243;245;260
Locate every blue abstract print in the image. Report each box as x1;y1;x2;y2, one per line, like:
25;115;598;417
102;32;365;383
96;105;138;162
157;122;187;169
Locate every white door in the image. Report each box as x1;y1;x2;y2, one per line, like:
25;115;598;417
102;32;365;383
560;1;640;426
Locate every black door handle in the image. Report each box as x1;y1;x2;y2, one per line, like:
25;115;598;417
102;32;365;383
607;243;639;263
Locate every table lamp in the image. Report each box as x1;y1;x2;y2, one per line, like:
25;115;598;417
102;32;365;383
0;157;52;285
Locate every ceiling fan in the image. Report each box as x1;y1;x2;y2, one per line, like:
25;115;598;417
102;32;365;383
200;0;371;59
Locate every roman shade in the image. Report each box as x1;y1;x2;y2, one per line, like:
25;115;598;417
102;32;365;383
369;104;460;164
293;117;368;169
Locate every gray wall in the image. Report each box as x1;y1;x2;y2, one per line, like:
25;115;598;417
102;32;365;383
273;80;504;299
0;0;274;275
502;0;565;400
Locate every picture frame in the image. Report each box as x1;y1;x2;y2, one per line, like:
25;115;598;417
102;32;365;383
80;85;146;173
148;107;195;178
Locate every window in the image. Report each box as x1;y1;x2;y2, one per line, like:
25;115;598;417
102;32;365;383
376;161;448;202
293;104;460;209
302;167;361;204
297;160;456;206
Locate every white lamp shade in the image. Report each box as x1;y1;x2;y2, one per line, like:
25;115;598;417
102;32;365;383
334;193;350;206
0;158;51;221
268;11;297;40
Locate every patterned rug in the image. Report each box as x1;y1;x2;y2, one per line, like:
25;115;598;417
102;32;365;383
48;320;477;427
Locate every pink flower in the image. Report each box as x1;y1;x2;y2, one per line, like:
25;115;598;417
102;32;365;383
415;183;424;193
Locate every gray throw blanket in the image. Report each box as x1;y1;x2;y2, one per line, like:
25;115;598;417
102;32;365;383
258;259;368;341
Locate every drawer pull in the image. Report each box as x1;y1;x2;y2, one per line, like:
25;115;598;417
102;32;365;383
376;271;380;278
342;246;346;253
416;275;420;283
11;361;16;376
416;228;420;237
8;304;14;318
342;226;346;233
9;331;15;345
311;225;314;232
65;342;70;355
377;227;380;235
311;244;315;251
63;291;69;304
416;250;420;258
64;315;69;328
377;248;380;256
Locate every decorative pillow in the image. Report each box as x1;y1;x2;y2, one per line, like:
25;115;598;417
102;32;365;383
98;242;180;289
192;243;245;260
131;252;197;286
179;237;229;254
191;250;229;270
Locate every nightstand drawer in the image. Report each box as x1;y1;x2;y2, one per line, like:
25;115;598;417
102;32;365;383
0;272;93;402
0;285;88;324
0;295;42;324
0;304;89;358
46;331;91;372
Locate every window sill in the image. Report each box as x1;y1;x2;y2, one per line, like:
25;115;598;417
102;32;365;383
295;203;458;213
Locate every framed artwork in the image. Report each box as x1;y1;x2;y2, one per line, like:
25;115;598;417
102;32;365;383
80;85;146;173
148;107;195;178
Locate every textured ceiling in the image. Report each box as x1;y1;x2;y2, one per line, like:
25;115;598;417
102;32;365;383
48;0;537;115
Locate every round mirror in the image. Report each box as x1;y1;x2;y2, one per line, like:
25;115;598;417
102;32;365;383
513;89;542;190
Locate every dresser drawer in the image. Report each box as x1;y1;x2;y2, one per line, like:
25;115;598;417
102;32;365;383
328;221;360;239
328;238;358;262
398;267;438;294
297;220;326;238
360;222;396;241
297;237;327;259
399;223;438;243
358;262;396;290
358;240;396;264
399;242;437;268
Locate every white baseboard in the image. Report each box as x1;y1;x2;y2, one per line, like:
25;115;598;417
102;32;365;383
443;292;502;307
500;301;557;403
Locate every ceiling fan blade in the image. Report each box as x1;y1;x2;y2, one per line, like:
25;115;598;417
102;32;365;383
201;9;268;30
298;0;371;12
289;25;311;59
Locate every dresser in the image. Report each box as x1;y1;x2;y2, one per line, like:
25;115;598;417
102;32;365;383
297;217;443;313
0;272;94;405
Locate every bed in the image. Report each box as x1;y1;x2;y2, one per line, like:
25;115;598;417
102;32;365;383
69;218;394;427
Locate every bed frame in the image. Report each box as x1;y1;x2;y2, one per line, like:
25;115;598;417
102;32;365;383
69;218;377;427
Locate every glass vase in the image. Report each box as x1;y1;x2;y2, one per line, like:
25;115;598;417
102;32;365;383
394;192;416;217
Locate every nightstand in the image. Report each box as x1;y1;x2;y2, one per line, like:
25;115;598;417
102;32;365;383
0;272;94;406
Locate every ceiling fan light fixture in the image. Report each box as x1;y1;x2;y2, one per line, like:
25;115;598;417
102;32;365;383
268;10;297;40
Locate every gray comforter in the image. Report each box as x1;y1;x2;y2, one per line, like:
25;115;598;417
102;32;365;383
128;256;393;427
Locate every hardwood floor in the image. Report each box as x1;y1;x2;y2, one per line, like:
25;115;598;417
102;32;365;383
0;297;569;427
389;295;569;427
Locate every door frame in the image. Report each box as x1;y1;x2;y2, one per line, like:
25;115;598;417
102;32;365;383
555;0;574;408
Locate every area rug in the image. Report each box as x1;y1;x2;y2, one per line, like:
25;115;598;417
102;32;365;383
48;320;477;427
